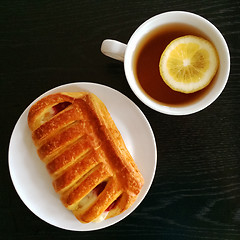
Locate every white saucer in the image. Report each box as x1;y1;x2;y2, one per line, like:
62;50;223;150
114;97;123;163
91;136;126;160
8;82;157;231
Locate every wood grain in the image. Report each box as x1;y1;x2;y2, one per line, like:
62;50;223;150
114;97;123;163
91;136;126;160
1;0;240;239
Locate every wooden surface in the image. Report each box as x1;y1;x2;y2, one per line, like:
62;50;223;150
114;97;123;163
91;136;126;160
1;0;240;239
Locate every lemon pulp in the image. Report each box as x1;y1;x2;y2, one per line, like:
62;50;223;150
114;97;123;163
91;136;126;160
159;35;219;93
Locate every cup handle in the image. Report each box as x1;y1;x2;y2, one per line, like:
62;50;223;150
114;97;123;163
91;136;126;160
101;39;127;62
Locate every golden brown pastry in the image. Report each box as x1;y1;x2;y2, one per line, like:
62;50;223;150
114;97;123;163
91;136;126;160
28;92;144;223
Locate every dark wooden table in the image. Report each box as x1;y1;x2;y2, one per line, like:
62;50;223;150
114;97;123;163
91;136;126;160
1;1;240;239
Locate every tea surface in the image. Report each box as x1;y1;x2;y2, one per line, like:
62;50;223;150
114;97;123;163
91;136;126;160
133;23;216;106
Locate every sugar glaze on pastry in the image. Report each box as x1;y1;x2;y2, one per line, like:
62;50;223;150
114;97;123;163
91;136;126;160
28;92;144;223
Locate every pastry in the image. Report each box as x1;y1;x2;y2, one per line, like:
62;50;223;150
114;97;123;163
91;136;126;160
28;92;144;223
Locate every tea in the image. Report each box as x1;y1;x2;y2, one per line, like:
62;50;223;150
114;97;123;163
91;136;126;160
133;23;216;107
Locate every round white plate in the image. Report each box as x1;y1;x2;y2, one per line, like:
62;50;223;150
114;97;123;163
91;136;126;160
8;82;157;231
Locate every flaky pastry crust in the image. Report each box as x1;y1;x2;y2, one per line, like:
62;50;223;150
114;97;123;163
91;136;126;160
28;92;144;223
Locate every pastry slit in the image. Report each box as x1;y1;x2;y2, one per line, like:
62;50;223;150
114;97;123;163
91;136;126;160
90;193;123;223
32;106;81;146
37;121;86;162
52;150;99;193
46;135;94;176
79;178;122;223
39;101;72;125
51;101;72;115
73;180;109;216
32;102;72;130
63;162;111;210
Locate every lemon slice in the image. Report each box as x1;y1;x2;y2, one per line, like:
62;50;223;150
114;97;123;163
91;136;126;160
159;35;219;93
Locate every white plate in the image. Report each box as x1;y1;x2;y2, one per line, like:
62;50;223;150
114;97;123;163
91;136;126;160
8;82;157;231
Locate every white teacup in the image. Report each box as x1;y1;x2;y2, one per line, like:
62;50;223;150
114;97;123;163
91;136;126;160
101;11;230;115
